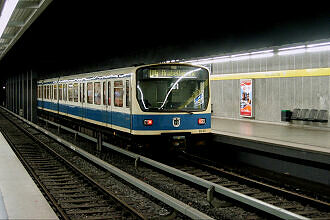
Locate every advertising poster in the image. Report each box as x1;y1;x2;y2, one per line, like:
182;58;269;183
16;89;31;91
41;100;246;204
240;79;253;117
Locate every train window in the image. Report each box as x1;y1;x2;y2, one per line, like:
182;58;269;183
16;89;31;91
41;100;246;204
68;84;73;101
94;82;101;105
63;84;67;101
126;80;130;108
59;84;63;100
103;82;107;105
37;86;40;98
54;84;57;100
80;83;85;103
108;82;111;105
43;85;46;99
50;85;53;99
114;80;123;107
46;85;50;99
87;82;93;104
73;83;78;102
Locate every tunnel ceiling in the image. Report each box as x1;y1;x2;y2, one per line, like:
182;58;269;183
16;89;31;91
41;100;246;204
0;1;329;81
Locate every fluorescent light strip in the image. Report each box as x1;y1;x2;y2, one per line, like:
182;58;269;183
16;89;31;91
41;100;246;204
250;52;274;59
278;45;305;51
278;48;306;56
0;0;19;38
307;42;330;48
185;41;330;65
306;42;330;52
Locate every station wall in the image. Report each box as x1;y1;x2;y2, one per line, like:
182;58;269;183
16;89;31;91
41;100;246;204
210;49;330;127
5;72;37;123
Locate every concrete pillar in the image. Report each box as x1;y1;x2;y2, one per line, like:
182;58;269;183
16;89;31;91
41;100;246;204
26;71;29;120
22;73;27;119
31;71;37;123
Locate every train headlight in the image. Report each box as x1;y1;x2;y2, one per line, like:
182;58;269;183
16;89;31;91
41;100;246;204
143;119;153;126
198;118;206;125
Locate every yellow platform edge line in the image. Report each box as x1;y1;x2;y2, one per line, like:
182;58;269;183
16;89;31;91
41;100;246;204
211;67;330;80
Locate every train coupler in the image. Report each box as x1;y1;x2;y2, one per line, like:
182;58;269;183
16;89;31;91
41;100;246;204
171;135;186;149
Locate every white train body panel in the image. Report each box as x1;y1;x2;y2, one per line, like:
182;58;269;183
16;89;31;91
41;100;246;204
37;64;211;136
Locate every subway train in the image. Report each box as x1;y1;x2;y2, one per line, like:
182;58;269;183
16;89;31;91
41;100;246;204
37;63;211;148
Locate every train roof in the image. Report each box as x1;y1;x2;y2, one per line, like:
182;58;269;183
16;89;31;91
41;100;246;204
38;63;207;83
39;66;137;83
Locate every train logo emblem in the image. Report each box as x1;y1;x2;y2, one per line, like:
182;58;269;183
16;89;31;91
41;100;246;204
172;117;181;127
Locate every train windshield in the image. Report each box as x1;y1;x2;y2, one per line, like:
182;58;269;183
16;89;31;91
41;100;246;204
136;64;209;112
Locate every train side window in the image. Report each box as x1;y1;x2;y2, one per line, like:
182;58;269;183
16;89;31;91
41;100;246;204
63;84;67;101
50;85;53;99
126;80;130;108
54;84;57;100
103;81;107;105
59;84;63;100
73;83;78;102
43;85;46;99
94;82;101;105
37;86;40;98
114;80;123;107
80;83;85;103
108;81;111;105
68;84;73;101
87;82;93;104
47;85;50;99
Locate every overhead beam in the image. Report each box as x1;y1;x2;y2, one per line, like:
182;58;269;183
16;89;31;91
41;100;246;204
1;33;15;39
16;0;40;9
7;20;26;27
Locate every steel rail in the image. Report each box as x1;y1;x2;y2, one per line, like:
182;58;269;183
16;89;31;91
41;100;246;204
102;142;309;220
37;114;310;219
1;111;146;220
0;127;69;220
36;114;310;219
2;107;214;220
187;153;330;209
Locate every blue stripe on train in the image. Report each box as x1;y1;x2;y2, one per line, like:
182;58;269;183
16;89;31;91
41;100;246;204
38;100;211;131
132;114;210;130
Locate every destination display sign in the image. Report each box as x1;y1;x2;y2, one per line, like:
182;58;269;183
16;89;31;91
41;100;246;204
147;68;199;78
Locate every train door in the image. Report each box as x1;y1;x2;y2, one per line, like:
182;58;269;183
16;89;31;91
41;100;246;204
42;84;46;109
80;82;86;120
58;83;63;115
63;83;68;116
40;83;44;109
125;79;132;132
107;80;113;128
102;81;111;127
54;83;59;114
112;78;131;132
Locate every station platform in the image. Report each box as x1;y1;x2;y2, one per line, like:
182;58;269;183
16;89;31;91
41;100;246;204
211;117;330;165
0;132;58;219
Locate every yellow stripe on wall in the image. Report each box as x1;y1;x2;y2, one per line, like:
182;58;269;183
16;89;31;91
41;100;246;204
211;67;330;80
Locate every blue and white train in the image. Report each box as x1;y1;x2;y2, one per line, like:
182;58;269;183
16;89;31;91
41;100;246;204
37;63;211;147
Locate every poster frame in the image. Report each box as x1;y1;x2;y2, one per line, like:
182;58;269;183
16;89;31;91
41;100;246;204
239;78;254;118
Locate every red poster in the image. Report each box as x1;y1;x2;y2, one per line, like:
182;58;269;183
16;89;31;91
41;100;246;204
240;79;253;117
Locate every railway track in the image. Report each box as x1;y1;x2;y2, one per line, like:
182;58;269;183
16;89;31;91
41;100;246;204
0;107;213;219
0;110;148;219
2;107;330;219
172;157;330;219
35;114;330;219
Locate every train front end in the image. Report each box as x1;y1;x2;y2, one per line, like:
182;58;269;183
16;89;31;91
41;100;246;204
132;63;211;148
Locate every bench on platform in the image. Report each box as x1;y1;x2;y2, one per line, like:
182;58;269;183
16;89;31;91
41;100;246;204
288;108;328;123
